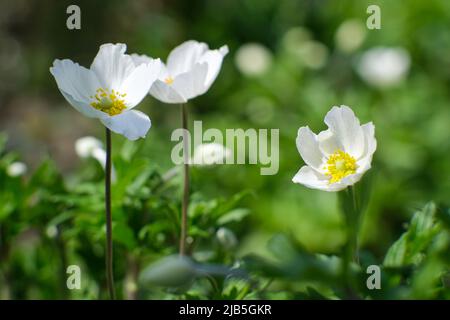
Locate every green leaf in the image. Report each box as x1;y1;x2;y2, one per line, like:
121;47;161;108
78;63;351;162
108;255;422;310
245;235;342;284
384;202;440;267
383;234;408;267
29;159;65;191
267;233;298;261
217;208;250;225
0;201;14;221
437;205;450;230
47;211;74;228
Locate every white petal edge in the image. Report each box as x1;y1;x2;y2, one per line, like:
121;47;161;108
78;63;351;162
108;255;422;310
100;110;151;141
166;40;208;77
324;105;365;159
59;90;105;118
149;79;187;104
296;126;325;171
130;53;153;66
199;45;229;89
171;62;209;101
90;43;135;90
50;59;104;118
356;121;377;171
292;166;348;192
120;58;162;108
340;171;365;187
317;128;341;157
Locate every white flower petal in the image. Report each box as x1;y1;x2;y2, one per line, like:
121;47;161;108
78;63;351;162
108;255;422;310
149;41;227;103
90;43;135;90
317;129;340;156
148;62;186;103
59;90;102;118
100;110;151;141
7;162;27;177
121;58;162;108
357;47;410;88
75;136;103;158
149;79;187;104
166;40;208;77
296;126;324;171
50;59;104;118
361;122;377;158
356;121;376;170
130;53;153;66
292;166;347;192
199;45;228;89
324;105;365;158
340;171;364;186
171;63;209;101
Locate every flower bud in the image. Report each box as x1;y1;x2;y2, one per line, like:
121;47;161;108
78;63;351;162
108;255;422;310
216;227;238;250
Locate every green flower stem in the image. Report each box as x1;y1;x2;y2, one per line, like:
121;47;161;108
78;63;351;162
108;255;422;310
348;186;360;263
105;128;116;299
56;226;68;299
340;186;361;263
179;104;190;256
339;185;363;297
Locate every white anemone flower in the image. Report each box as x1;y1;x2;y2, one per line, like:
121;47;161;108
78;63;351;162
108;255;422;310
7;162;27;177
75;136;116;181
50;43;162;140
75;136;103;158
356;47;410;88
292;105;376;192
191;143;231;166
135;40;228;104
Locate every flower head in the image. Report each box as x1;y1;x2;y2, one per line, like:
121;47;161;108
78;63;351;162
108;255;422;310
292;105;376;192
356;47;410;88
7;162;27;177
216;227;238;249
50;43;162;140
75;136;116;182
75;136;103;158
137;40;228;104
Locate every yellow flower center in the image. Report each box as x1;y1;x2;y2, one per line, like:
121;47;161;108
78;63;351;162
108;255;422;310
324;150;357;184
164;76;174;85
90;88;127;116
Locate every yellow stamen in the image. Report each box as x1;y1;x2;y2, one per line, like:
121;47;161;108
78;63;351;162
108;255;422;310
164;76;174;85
90;88;127;116
324;149;357;184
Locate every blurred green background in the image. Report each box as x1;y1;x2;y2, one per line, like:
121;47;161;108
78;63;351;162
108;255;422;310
0;0;449;299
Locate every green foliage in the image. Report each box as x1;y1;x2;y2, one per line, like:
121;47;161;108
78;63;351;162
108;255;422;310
384;203;440;267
